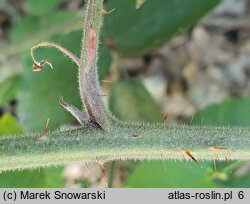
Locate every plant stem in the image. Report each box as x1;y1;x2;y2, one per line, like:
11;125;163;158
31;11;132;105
1;124;250;171
78;0;110;129
1;0;250;173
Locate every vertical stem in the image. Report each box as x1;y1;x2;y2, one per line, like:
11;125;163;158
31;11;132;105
79;0;109;129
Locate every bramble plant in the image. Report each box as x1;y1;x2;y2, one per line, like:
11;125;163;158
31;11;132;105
0;0;250;179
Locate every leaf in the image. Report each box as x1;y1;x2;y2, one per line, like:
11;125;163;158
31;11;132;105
191;97;250;126
98;42;112;79
109;78;162;122
11;16;41;42
46;11;76;26
0;167;64;188
126;160;217;187
10;11;76;42
0;113;22;135
219;172;250;188
0;75;21;105
26;0;63;16
103;0;221;55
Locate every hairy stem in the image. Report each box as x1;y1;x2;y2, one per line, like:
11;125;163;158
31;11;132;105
79;0;110;129
1;124;250;171
1;0;249;172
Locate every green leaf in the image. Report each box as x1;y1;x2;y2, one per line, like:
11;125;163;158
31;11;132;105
0;113;22;135
10;11;77;42
0;75;21;105
219;172;250;188
0;167;64;187
103;0;221;55
191;97;250;126
11;16;41;42
98;43;112;80
46;11;76;26
26;0;62;16
126;160;217;187
109;78;162;122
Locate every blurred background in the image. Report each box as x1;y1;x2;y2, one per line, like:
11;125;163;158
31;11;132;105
0;0;250;187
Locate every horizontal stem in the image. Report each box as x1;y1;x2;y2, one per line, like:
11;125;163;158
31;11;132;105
1;123;250;171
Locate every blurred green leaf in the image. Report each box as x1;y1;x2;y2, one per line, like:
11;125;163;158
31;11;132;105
98;42;112;79
126;160;217;187
0;167;63;188
103;0;221;55
10;11;76;42
209;160;250;188
46;11;76;25
11;16;41;42
191;97;250;126
0;113;22;135
0;75;21;105
26;0;62;16
219;172;250;188
109;77;162;122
